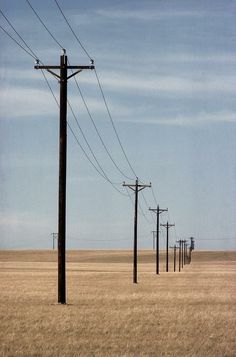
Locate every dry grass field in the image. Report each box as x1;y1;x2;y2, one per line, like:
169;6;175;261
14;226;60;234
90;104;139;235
0;249;235;357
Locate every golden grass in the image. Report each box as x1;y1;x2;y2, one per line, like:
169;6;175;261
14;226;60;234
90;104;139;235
0;250;235;356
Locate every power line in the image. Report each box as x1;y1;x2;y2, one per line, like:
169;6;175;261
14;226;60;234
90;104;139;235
94;68;137;179
67;100;124;187
26;0;64;50
0;15;138;201
51;0;137;180
68;62;134;181
3;0;126;195
0;24;36;60
24;0;135;183
2;3;160;223
140;191;156;224
53;0;92;60
125;186;135;207
151;186;158;206
138;201;153;224
41;67;127;197
0;8;38;60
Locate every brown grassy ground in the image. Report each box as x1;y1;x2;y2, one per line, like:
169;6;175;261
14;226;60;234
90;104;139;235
0;250;235;357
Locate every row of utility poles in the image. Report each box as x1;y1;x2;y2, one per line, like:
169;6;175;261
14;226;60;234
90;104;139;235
152;234;195;273
37;51;195;304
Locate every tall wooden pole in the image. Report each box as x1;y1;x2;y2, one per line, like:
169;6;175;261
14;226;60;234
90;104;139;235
58;54;67;304
123;178;151;283
133;179;138;283
149;206;168;275
35;53;94;303
161;222;175;273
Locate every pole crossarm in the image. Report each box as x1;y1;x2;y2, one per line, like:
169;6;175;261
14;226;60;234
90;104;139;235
35;65;94;70
123;182;151;192
149;207;168;214
161;223;175;228
35;64;94;81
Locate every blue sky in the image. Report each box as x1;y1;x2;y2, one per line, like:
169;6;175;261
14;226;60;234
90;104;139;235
0;0;236;250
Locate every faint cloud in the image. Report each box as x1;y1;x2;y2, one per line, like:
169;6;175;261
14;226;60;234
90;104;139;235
121;111;236;126
95;9;212;21
0;86;58;118
0;211;50;229
86;71;236;94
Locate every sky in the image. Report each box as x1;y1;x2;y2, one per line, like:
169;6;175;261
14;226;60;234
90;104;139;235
0;0;236;250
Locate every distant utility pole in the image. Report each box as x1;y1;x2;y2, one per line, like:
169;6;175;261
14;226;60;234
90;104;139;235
151;231;156;250
190;237;195;250
51;233;58;250
176;240;183;272
173;245;176;272
35;50;94;304
149;206;168;275
189;237;195;263
177;240;184;270
177;245;181;272
176;241;181;272
170;245;177;272
185;241;190;264
123;178;151;283
160;221;175;272
183;240;187;265
185;242;189;264
181;240;184;268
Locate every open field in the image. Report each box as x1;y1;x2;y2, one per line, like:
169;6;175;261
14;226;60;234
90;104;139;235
0;250;235;357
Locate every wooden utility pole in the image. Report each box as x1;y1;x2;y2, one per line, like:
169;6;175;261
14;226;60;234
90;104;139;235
160;222;175;272
149;206;168;275
183;240;187;265
123;178;151;283
173;244;176;272
177;240;183;271
170;245;178;272
35;51;94;304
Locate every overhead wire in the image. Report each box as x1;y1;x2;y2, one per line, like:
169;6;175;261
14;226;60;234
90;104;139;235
26;0;64;50
52;0;137;180
53;0;92;60
28;0;160;222
0;9;38;60
93;68;137;179
138;202;153;224
42;70;127;196
0;24;37;61
0;11;127;197
151;186;158;206
52;2;163;222
22;0;129;195
67;100;127;190
3;2;163;230
167;210;177;246
68;62;133;181
25;0;136;183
